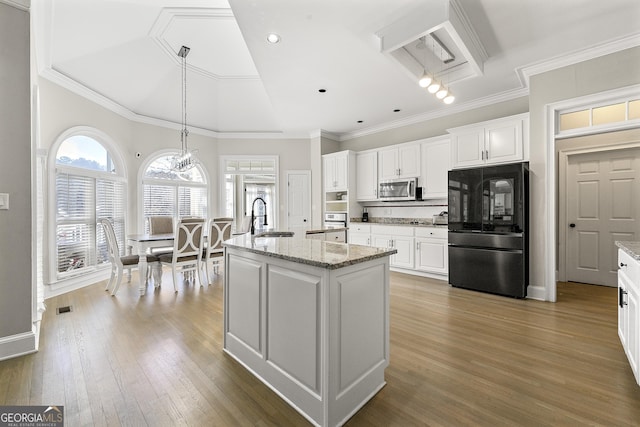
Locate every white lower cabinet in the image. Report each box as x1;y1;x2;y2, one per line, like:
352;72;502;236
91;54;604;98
415;228;448;275
618;248;640;386
349;224;371;246
370;225;414;270
349;233;371;246
349;224;448;278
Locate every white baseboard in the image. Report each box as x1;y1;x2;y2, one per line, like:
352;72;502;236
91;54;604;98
526;284;547;301
0;328;37;361
45;269;110;299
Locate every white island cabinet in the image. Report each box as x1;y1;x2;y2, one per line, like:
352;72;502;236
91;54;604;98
616;242;640;386
223;235;396;426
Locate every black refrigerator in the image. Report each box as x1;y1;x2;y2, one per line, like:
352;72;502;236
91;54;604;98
448;162;529;298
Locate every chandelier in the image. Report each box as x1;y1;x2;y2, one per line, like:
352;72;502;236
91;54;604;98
171;45;198;172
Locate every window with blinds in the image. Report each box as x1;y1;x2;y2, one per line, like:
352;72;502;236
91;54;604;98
55;136;126;279
142;154;208;233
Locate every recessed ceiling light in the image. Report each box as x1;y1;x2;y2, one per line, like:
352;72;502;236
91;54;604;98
266;33;281;44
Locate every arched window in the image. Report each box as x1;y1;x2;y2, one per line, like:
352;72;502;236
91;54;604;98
141;152;208;232
52;130;126;281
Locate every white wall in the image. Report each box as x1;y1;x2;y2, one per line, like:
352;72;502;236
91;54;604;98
0;3;35;359
529;46;640;300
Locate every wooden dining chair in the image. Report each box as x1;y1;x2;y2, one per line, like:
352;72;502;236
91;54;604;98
201;217;233;284
158;219;205;291
100;219;160;296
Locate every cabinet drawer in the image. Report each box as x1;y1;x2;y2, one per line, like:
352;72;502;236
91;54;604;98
619;249;639;284
350;223;371;233
414;227;448;239
370;225;414;236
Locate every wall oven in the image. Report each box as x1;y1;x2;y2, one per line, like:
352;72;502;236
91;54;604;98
324;212;347;229
378;178;418;201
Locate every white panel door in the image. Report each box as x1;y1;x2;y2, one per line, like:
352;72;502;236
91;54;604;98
287;170;311;233
567;148;640;286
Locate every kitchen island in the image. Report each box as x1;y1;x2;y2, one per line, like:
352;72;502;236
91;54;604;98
223;234;396;427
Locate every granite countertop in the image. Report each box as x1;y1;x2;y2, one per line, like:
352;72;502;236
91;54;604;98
350;217;448;228
616;241;640;260
223;234;396;269
306;227;348;234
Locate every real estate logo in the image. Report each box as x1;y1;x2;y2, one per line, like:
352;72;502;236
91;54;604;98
0;405;64;427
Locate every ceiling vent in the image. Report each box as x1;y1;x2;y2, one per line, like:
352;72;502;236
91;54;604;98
376;0;487;87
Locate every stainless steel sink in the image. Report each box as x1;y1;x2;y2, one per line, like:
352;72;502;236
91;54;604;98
254;231;295;237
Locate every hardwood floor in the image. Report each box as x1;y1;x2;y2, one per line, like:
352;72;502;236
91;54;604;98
1;270;639;426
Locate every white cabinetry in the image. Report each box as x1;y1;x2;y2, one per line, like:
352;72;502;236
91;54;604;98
349;223;371;246
323;150;358;220
323;151;349;191
378;143;421;180
420;137;450;199
618;248;640;386
356;150;378;201
350;224;448;279
415;228;448;275
370;225;414;269
449;113;528;169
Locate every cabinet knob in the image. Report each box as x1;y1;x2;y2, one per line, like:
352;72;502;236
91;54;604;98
620;262;627;268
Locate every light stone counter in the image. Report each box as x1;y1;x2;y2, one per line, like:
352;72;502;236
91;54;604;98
616;241;640;260
223;233;396;269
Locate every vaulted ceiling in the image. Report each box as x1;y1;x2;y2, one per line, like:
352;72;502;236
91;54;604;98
33;0;640;140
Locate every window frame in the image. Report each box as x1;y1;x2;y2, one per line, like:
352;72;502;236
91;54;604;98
48;126;127;285
138;149;209;233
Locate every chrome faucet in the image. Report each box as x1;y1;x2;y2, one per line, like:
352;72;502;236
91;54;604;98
250;197;268;235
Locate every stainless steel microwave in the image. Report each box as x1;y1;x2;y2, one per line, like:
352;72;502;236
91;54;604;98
378;178;418;201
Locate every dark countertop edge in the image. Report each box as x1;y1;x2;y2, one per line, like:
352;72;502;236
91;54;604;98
616;241;640;260
223;239;397;270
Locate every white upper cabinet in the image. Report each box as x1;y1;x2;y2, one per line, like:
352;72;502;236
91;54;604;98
356;150;378;201
378;143;421;180
323;151;349;191
420;137;450;199
449;113;529;169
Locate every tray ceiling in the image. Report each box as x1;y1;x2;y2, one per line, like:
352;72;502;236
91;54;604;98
32;0;640;139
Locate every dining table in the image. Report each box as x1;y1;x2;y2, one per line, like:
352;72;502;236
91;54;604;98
127;233;174;295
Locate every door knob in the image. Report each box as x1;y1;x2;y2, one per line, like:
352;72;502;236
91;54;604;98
569;223;576;228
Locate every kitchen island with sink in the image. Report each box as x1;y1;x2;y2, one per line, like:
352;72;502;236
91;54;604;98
222;234;396;427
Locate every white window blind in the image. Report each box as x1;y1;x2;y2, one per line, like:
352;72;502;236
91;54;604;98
55;173;126;277
97;179;126;263
55;173;94;275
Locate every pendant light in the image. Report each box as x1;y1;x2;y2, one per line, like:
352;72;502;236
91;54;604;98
170;45;198;172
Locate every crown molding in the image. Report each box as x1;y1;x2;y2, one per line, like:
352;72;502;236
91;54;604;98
0;0;29;11
40;67;309;140
339;87;528;141
517;32;640;86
